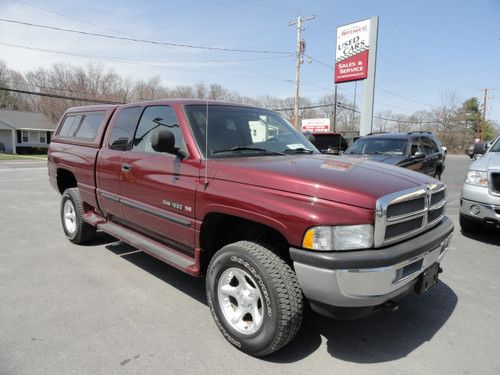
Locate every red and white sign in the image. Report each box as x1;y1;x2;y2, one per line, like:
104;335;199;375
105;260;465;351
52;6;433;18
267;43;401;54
301;118;330;133
335;19;371;83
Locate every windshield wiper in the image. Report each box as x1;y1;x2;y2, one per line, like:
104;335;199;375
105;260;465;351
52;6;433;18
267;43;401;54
284;147;314;154
374;151;394;156
212;146;285;155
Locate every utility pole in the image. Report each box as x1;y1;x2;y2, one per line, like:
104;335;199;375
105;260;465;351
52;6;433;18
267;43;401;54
480;88;494;141
332;84;338;132
289;15;315;130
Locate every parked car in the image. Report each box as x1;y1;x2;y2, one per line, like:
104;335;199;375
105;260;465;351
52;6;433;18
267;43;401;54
343;131;446;179
48;100;453;357
460;135;500;233
303;131;348;155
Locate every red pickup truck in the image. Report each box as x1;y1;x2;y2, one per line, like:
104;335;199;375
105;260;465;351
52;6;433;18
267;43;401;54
48;99;453;357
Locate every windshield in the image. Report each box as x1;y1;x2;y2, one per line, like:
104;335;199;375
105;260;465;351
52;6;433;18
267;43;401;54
313;134;348;151
185;105;318;158
489;137;500;152
345;138;408;156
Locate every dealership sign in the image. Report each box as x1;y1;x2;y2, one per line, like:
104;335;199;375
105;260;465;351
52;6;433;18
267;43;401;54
301;118;330;133
335;19;371;83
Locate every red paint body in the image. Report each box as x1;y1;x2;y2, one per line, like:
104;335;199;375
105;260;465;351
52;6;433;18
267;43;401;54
48;99;437;276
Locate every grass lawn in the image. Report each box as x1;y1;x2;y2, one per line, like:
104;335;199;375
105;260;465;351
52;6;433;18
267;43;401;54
0;154;48;161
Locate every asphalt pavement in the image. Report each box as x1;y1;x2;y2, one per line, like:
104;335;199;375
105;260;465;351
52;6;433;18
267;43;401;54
0;155;499;375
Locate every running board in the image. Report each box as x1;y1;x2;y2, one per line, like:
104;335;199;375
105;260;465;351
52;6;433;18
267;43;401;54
97;221;196;271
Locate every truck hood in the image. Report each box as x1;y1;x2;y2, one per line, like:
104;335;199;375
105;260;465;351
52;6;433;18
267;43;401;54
209;154;437;209
470;152;500;171
343;153;407;165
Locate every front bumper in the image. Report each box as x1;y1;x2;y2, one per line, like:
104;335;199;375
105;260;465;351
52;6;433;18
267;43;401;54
290;217;454;312
460;198;500;222
460;184;500;222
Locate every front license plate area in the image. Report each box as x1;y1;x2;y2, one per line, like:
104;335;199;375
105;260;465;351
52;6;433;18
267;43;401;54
415;262;440;295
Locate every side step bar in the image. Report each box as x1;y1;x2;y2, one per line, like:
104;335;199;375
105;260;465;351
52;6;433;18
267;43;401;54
97;221;196;272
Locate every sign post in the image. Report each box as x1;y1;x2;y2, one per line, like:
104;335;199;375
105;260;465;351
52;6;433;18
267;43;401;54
335;17;379;136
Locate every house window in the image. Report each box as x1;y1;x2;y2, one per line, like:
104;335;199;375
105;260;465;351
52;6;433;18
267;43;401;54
20;130;47;144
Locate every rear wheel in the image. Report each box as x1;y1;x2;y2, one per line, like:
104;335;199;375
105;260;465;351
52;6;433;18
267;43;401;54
206;241;303;357
61;188;96;244
459;214;482;234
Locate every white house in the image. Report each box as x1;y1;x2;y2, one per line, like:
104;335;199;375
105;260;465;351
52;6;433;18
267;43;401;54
0;109;56;154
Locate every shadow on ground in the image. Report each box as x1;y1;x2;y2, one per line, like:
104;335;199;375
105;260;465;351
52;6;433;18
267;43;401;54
267;281;457;363
93;232;458;364
461;226;500;246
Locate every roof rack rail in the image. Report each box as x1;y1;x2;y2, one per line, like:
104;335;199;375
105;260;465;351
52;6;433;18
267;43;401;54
366;131;388;136
407;131;433;135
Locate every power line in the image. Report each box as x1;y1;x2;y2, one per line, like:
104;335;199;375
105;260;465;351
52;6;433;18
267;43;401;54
273;101;439;124
5;0;131;37
0;18;292;55
0;86;124;104
0;41;293;83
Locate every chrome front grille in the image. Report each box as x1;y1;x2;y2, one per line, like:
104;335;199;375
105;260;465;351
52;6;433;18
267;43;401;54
374;183;447;247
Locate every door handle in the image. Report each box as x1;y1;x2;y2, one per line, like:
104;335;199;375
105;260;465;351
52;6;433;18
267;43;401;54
121;163;131;173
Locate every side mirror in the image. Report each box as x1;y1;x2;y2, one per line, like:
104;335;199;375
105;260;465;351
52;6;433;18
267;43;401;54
412;151;425;160
151;128;176;154
473;142;488;155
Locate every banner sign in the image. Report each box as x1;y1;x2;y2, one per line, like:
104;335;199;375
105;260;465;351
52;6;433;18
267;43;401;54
335;19;371;83
301;118;330;133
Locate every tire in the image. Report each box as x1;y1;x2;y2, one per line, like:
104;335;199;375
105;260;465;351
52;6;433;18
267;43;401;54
459;214;482;234
433;167;441;180
206;241;303;357
61;188;96;244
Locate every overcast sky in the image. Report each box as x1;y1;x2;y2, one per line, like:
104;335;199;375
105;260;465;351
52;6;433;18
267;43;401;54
0;0;499;122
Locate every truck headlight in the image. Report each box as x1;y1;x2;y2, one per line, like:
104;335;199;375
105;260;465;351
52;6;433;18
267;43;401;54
465;170;488;187
302;225;374;251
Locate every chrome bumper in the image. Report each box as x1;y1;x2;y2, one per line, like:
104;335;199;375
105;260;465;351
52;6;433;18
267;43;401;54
460;198;500;222
293;235;451;308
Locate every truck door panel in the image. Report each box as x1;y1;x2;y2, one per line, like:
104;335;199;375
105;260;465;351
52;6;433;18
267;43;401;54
120;105;198;250
96;106;144;219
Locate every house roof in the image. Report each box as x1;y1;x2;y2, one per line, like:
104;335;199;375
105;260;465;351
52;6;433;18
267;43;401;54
0;109;56;131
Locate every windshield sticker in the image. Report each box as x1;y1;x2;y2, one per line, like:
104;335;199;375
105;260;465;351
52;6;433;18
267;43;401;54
286;143;306;150
320;160;353;172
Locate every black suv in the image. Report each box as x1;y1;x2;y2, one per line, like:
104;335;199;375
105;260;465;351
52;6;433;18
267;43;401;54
343;131;446;179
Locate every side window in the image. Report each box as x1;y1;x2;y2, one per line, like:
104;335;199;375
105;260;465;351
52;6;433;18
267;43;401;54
58;115;82;137
426;137;440;153
410;138;422;155
420;137;434;155
74;112;106;140
109;107;143;150
132;106;186;154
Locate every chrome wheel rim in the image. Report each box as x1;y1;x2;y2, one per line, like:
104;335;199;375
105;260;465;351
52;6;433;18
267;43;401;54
217;267;264;335
63;200;77;234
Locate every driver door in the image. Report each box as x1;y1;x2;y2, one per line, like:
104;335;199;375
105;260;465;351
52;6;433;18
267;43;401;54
119;105;198;251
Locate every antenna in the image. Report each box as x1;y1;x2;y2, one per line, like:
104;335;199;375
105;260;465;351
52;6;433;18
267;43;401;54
204;84;209;187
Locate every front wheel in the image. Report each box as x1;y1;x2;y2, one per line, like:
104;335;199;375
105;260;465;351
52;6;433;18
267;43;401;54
206;241;303;357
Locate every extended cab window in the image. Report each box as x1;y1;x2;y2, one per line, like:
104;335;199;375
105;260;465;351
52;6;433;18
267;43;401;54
132;106;186;154
58;112;105;141
58;115;82;137
109;107;143;150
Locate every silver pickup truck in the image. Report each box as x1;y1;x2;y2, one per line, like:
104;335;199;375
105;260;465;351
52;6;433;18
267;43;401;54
460;136;500;232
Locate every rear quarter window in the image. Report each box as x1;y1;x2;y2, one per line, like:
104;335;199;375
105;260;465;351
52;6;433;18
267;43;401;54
57;111;106;141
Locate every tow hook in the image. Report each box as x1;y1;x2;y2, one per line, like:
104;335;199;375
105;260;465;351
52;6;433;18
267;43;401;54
379;300;399;313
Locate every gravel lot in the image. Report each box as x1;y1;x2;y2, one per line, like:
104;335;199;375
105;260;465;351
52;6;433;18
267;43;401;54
1;155;499;375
